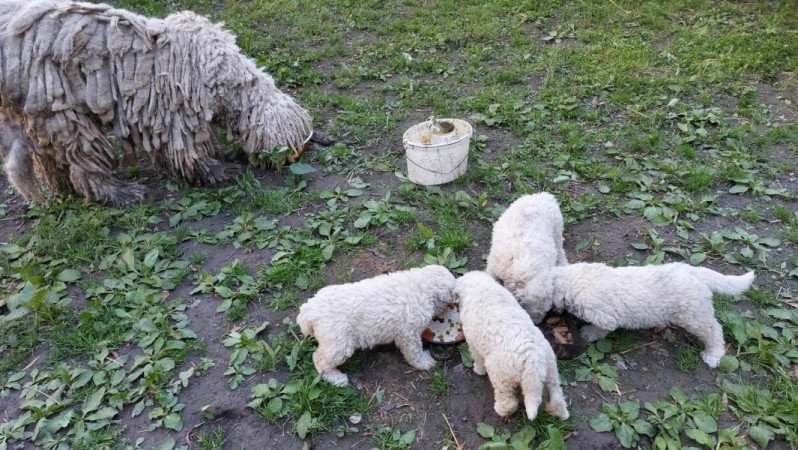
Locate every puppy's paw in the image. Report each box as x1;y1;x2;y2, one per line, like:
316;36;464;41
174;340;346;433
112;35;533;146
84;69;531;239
414;352;437;371
495;399;519;417
546;399;570;420
323;371;350;387
473;363;487;376
580;325;609;342
701;351;722;368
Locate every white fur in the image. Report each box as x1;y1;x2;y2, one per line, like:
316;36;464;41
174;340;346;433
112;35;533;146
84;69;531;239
486;193;568;323
457;271;569;420
296;265;456;387
526;262;755;367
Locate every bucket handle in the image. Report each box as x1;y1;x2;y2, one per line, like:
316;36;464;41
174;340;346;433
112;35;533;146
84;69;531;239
406;154;469;176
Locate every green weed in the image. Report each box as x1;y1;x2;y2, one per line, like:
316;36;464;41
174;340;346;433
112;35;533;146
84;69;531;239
195;426;226;450
248;375;371;439
674;344;700;373
428;366;451;397
369;426;416;450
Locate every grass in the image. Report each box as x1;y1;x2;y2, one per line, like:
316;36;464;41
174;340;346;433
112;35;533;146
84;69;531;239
195;426;226;450
47;307;130;361
428;366;451;397
674;344;700;373
683;166;716;192
18;202;117;266
369;425;416;450
249;372;373;436
774;205;794;222
746;289;780;308
512;413;573;445
236;171;305;215
0;319;39;373
740;206;762;224
190;251;208;265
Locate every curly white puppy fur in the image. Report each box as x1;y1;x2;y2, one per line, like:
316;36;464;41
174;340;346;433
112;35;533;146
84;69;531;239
297;265;456;387
526;262;755;367
457;271;569;420
486;193;568;323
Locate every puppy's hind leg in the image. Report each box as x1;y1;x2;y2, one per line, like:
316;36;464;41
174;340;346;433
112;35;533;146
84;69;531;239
677;298;725;368
395;332;436;370
312;342;353;387
542;355;569;419
471;347;487;376
488;366;519;417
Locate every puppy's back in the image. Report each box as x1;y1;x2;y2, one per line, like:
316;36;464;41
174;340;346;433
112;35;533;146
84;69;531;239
487;193;565;280
458;271;542;348
299;265;452;327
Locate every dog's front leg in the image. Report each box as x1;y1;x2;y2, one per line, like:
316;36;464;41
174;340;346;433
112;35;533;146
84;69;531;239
395;333;435;370
579;324;611;342
33;114;146;205
471;348;487;376
575;307;617;342
312;344;351;387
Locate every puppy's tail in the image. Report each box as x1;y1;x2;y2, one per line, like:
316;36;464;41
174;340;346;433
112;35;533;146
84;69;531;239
687;266;755;295
296;310;314;337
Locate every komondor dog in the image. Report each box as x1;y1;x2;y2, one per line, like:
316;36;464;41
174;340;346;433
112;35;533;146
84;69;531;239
486;193;568;323
525;262;755;367
0;0;317;205
0;109;44;202
457;271;569;420
296;265;456;387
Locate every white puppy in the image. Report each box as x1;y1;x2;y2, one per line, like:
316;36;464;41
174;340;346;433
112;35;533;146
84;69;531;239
486;193;568;323
525;262;755;367
297;265;456;386
457;271;569;420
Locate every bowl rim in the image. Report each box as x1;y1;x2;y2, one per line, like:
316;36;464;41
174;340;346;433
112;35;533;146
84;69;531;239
402;118;473;149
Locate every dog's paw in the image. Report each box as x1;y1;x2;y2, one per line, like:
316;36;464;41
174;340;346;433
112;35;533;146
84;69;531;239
323;371;350;387
546;399;570;420
414;352;437;371
107;183;146;206
473;363;487;376
495;399;519;417
580;325;609;342
701;351;722;368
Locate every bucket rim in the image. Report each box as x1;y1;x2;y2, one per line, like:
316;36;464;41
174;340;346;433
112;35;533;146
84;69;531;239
403;118;473;149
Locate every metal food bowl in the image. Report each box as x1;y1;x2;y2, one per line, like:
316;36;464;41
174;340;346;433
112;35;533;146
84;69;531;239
421;302;465;361
540;311;586;359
